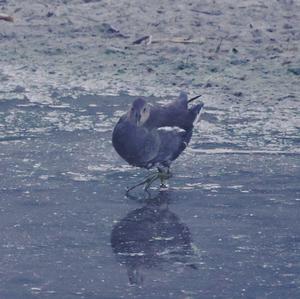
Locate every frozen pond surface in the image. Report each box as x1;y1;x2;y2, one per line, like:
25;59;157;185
1;0;300;298
0;94;299;299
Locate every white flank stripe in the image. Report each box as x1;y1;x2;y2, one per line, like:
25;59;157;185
158;126;186;133
193;108;203;124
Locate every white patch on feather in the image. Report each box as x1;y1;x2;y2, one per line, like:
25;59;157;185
157;126;186;133
193;106;203;124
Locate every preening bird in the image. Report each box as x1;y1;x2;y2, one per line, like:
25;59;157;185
112;91;203;193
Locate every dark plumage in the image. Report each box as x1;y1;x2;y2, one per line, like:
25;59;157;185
112;91;203;190
111;191;196;285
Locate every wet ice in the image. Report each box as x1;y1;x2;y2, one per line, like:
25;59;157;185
1;0;300;297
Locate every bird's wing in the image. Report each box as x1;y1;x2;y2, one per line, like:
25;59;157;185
148;126;192;166
145;92;203;130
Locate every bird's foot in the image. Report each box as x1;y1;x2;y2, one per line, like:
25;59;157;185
158;170;172;189
126;170;172;195
126;172;158;195
159;183;169;190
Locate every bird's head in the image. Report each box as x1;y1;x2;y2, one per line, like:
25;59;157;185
127;98;150;126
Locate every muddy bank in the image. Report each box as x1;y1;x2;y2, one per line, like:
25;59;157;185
1;0;300;100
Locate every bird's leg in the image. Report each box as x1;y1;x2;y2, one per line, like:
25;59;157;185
126;172;159;194
158;167;172;189
144;173;160;191
126;167;173;195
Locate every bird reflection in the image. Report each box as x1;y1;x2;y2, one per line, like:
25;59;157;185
111;191;198;285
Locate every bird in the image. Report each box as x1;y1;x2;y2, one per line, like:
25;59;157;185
112;91;203;193
111;191;197;285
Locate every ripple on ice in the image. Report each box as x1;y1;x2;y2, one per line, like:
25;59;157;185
65;171;98;182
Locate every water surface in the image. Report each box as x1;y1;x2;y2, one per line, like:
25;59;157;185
0;93;299;298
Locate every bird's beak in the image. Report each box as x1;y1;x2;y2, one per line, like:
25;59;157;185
135;113;141;126
135;113;142;126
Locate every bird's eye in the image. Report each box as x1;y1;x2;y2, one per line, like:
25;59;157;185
143;108;146;112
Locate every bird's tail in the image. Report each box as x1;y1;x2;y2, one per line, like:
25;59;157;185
189;102;204;125
182;127;193;145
